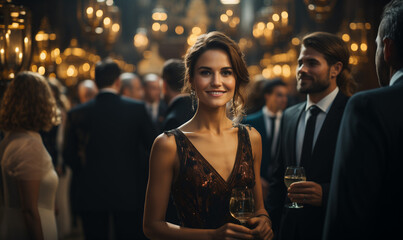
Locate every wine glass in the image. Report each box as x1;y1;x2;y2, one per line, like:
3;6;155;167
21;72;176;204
229;187;255;225
284;166;306;208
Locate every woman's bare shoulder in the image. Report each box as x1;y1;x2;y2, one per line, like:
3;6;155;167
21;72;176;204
243;125;262;144
151;132;178;165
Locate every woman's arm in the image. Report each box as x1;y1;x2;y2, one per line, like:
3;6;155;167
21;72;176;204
17;179;44;240
143;133;254;240
247;127;274;240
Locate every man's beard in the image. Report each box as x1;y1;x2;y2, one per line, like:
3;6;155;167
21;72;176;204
297;71;331;94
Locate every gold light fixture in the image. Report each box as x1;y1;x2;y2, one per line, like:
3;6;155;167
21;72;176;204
56;39;100;87
252;0;293;46
0;0;31;81
303;0;337;23
30;17;59;78
151;5;168;40
77;0;121;49
133;27;149;53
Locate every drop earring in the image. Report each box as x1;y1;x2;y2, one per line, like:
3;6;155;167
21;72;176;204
190;89;196;112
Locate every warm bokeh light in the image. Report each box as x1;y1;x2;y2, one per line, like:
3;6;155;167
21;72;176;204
175;25;184;35
282;64;291;78
257;22;265;30
220;14;229;23
351;43;358;51
226;10;233;16
342;34;350;42
112;23;120;32
39;50;47;61
281;11;288;19
272;14;280;22
83;62;91;72
267;22;274;30
152;22;161;31
160;24;168;32
360;43;368;52
103;17;111;26
349;22;357;30
86;7;93;16
291;37;300;46
96;9;103;18
273;65;282;75
192;27;202;35
38;66;46;75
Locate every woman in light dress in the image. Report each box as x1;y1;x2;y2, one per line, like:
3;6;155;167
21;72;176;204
143;31;273;240
0;71;60;240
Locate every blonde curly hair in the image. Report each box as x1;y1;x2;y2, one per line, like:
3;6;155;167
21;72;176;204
0;71;59;132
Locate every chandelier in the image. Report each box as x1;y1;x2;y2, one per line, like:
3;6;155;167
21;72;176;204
77;0;121;51
0;0;31;81
303;0;337;23
56;39;100;87
30;17;59;78
253;0;293;46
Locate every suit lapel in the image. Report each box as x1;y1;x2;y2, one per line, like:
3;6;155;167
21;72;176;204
311;92;348;161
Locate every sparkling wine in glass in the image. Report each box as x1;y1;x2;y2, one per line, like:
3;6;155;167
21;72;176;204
229;187;255;225
284;166;306;208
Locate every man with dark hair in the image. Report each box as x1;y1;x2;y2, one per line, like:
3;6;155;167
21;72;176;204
267;32;353;240
63;58;156;240
162;58;195;131
243;78;288;202
323;1;403;239
119;72;144;100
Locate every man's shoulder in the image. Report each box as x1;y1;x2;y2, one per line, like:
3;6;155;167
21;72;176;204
244;110;264;123
283;102;305;118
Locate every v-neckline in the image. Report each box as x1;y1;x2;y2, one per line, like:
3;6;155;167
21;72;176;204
178;128;241;186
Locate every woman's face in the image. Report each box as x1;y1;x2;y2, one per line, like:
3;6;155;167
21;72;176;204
192;49;236;110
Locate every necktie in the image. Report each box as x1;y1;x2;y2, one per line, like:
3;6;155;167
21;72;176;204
268;116;276;153
300;106;321;166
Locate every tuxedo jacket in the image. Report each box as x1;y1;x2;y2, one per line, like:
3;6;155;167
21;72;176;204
162;95;195;131
63;92;156;212
242;110;274;181
267;91;349;240
323;76;403;240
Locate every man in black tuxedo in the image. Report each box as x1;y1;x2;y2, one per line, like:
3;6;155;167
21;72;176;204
63;58;156;240
323;1;403;239
243;78;288;202
267;32;354;240
162;58;195;131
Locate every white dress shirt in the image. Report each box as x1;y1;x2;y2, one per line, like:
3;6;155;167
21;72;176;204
295;87;339;166
389;68;403;86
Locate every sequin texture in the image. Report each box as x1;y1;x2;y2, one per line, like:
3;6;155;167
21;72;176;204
165;124;255;229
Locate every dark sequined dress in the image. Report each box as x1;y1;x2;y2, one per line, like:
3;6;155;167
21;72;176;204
165;124;255;229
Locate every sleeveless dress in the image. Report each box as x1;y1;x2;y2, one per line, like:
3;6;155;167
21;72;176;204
0;131;59;240
165;124;255;229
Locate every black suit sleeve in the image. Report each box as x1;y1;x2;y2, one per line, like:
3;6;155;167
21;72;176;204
323;93;386;240
63;111;80;173
267;116;286;235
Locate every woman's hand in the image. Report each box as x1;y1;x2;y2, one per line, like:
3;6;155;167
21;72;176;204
213;223;254;240
248;215;274;240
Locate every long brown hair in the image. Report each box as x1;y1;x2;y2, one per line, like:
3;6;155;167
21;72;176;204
183;31;250;122
302;32;356;96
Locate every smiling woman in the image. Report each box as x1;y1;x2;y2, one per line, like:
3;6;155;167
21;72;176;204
143;31;274;240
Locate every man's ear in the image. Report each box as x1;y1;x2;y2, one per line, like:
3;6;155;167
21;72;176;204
383;37;393;63
330;61;343;78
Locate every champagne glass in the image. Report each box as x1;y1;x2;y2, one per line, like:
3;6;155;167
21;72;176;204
229;187;255;225
284;166;306;208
